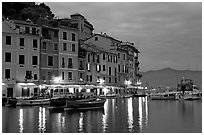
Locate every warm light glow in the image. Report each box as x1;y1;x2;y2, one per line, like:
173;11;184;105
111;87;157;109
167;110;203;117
138;97;143;131
19;109;23;133
127;98;133;132
53;77;61;83
38;107;46;133
79;112;84;132
125;80;132;86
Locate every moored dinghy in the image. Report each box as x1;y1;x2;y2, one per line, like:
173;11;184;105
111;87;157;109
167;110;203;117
64;98;106;110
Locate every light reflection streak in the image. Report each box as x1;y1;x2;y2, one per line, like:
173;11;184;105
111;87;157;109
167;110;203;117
127;97;134;132
19;109;23;133
38;107;46;133
138;97;149;131
138;97;143;131
79;112;84;132
145;97;148;126
102;99;108;132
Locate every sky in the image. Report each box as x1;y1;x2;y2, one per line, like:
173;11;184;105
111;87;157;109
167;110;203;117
45;2;202;72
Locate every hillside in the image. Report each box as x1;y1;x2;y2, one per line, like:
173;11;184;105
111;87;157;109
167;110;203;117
141;68;202;89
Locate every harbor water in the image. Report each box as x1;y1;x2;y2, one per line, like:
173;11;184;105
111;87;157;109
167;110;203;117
2;97;202;133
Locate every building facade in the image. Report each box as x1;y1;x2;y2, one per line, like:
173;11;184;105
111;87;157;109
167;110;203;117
2;19;40;98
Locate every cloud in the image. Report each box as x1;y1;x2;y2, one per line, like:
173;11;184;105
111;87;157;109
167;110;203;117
46;2;202;71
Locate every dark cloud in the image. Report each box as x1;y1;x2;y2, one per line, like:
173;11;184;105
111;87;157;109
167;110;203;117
46;2;202;71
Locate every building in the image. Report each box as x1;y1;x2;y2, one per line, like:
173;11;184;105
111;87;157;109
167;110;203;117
58;19;79;85
40;22;59;86
85;33;141;88
70;13;94;42
2;18;40;98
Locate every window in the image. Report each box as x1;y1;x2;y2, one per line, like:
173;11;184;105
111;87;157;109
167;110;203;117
118;65;120;73
5;52;11;62
34;74;38;80
48;72;52;80
110;56;113;62
97;55;100;63
95;37;98;41
79;61;83;69
109;77;111;83
62;57;65;67
80;73;83;79
19;55;25;64
62;72;64;80
54;43;58;51
32;28;36;35
96;65;100;72
103;77;106;82
48;56;53;66
42;42;47;50
115;68;117;76
54;30;58;38
63;32;67;40
25;27;30;34
33;39;38;48
90;75;92;82
5;69;10;79
109;67;111;76
6;36;11;45
103;53;106;60
86;75;89;82
93;54;95;62
63;43;67;51
123;54;126;60
87;63;90;71
88;54;90;62
72;33;76;41
103;65;106;71
68;72;72;80
32;56;38;65
115;78;117;83
118;53;120;59
68;58;73;68
25;70;32;79
20;38;24;46
72;44;75;52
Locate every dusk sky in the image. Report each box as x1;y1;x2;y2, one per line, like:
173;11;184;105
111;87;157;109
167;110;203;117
45;2;202;72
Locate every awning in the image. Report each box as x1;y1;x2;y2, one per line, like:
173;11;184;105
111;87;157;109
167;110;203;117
18;83;36;87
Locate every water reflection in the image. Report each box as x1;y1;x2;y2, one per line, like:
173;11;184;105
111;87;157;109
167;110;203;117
127;98;133;132
3;98;202;133
19;109;23;133
138;97;149;132
38;107;46;133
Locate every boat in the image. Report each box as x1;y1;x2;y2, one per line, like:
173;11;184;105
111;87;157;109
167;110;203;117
105;93;120;98
150;92;176;100
16;97;51;106
183;91;202;100
177;77;202;100
120;94;133;98
5;98;17;107
64;98;106;110
48;96;98;109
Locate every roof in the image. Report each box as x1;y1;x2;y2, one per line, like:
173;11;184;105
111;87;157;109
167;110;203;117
81;43;117;55
2;19;16;33
13;19;38;26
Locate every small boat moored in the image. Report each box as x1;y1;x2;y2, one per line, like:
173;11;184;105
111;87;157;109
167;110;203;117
64;98;107;111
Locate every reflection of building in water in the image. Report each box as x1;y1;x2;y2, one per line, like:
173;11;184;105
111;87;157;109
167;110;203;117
38;107;46;133
127;98;134;132
19;109;23;133
138;97;149;132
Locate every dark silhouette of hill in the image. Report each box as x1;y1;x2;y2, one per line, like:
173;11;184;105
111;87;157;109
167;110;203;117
141;67;202;89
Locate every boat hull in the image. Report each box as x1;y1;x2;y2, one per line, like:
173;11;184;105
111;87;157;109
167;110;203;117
16;98;50;106
64;98;106;110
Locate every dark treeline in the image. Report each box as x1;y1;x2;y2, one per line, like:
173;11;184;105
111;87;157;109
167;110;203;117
2;2;55;23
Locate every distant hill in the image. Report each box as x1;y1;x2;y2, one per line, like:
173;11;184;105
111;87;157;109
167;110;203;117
141;68;202;89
